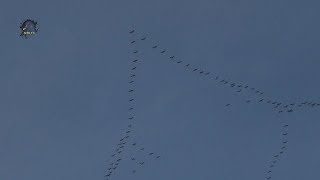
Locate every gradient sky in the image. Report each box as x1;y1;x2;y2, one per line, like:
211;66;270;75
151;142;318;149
1;0;320;180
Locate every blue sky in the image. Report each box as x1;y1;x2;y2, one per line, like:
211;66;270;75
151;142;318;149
1;0;320;180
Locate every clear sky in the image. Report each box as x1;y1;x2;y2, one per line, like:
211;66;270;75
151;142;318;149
1;0;320;180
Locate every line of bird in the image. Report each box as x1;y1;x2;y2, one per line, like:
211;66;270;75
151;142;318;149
129;29;320;115
104;30;160;180
264;114;290;180
127;29;319;180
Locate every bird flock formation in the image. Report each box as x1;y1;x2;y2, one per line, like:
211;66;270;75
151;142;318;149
264;113;289;180
106;28;320;179
104;29;161;180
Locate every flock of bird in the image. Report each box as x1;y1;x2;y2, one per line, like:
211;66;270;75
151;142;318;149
105;28;320;179
264;114;289;180
104;29;161;180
